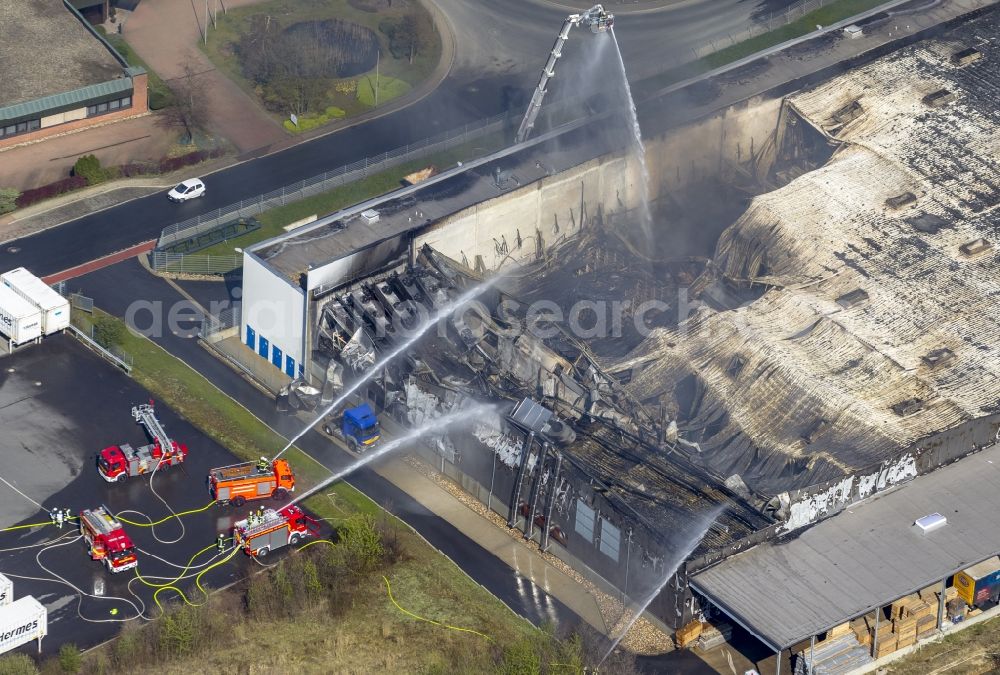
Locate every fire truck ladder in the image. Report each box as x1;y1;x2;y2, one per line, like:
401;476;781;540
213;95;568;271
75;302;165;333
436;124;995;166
132;403;172;451
514;4;614;144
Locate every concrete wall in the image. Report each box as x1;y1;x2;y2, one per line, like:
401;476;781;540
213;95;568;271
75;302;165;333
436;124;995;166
241;252;305;378
644;93;785;198
415;154;629;271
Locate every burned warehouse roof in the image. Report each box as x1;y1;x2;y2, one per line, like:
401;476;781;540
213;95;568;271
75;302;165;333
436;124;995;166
608;11;1000;500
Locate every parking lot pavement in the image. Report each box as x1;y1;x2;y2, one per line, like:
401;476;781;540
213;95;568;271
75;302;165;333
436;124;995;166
0;335;314;655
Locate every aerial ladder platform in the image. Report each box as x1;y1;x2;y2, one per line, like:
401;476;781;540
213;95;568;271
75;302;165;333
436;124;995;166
515;4;615;144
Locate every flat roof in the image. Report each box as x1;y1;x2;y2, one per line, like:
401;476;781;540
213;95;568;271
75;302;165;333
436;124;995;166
0;0;124;108
251;117;622;282
691;443;1000;651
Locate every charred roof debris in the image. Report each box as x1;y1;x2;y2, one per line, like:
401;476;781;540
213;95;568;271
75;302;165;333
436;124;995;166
271;10;999;635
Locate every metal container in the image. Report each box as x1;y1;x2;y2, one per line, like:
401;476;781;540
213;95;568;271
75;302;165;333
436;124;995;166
1;267;70;335
0;284;42;345
954;556;1000;606
0;596;46;655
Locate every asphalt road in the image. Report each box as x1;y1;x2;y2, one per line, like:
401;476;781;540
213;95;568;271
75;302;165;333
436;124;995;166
4;0;799;279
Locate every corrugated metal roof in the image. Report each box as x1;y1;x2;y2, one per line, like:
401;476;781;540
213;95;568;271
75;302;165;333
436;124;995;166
691;444;1000;651
0;77;134;122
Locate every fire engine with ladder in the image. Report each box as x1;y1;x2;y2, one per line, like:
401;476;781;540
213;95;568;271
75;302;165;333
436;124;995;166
79;505;137;573
98;402;188;482
232;505;319;558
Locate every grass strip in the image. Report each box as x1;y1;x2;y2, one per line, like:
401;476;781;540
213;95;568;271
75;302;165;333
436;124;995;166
638;0;890;94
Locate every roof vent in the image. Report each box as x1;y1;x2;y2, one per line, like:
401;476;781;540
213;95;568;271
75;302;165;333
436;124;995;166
959;238;992;256
922;347;955;369
360;209;380;225
951;48;982;66
922;89;956;108
892;397;924;417
914;513;947;534
885;192;916;209
831;100;864;125
836;289;869;309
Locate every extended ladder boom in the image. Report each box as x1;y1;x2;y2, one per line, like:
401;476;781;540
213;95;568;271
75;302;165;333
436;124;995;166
132;402;172;451
514;5;614;144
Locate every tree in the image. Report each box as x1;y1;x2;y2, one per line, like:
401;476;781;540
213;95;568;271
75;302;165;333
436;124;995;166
0;187;19;214
161;57;209;142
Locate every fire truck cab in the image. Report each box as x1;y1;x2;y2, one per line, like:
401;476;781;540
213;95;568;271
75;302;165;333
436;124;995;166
79;506;137;574
233;505;319;558
208;458;295;507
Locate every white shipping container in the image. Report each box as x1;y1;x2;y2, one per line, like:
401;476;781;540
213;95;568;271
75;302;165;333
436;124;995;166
0;596;46;655
0;284;42;345
1;267;70;335
0;575;11;606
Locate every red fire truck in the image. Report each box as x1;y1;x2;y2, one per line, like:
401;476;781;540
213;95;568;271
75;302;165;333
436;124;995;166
79;506;137;573
98;402;188;482
232;505;320;558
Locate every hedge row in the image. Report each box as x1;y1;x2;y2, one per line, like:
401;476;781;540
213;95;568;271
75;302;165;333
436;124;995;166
14;147;226;209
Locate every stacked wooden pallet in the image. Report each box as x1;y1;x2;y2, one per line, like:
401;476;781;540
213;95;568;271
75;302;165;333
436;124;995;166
696;621;732;650
856;589;949;659
793;631;873;675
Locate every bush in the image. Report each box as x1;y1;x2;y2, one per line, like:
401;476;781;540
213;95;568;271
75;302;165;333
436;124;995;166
57;644;82;673
0;653;39;675
495;638;541;675
93;315;126;347
73;154;110;185
0;187;19;214
148;88;173;110
15;176;88;208
157;147;224;174
337;514;384;573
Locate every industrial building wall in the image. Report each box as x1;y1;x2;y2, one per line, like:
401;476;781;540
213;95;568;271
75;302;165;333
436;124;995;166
240;253;306;379
414;154;629;271
305;236;409;293
642;93;785;196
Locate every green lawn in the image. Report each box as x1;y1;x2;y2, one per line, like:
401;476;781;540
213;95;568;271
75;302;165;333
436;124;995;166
200;0;440;132
637;0;889;94
357;74;412;107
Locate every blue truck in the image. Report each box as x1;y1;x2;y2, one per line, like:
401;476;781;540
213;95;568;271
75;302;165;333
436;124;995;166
336;404;380;451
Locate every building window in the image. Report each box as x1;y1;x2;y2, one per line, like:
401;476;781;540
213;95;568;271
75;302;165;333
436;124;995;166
0;119;40;139
599;518;621;561
575;500;595;542
87;96;132;117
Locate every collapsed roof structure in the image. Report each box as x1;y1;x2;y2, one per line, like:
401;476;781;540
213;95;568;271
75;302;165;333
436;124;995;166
607;14;1000;516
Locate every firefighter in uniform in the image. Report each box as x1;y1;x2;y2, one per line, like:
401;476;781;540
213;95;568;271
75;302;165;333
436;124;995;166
216;533;226;553
257;456;269;473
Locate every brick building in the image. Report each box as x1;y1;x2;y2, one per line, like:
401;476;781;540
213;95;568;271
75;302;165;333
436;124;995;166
0;0;148;151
